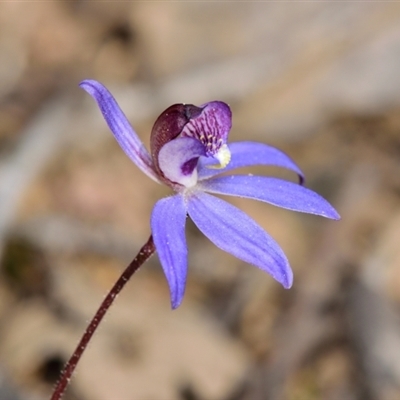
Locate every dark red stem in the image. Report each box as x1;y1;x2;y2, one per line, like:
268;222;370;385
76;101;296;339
50;235;156;400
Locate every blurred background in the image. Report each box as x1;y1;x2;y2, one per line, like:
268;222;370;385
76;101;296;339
1;2;400;400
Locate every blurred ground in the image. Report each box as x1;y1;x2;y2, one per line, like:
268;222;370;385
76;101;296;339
1;2;400;400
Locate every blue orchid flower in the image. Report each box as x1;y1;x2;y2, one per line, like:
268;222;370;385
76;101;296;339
80;80;340;309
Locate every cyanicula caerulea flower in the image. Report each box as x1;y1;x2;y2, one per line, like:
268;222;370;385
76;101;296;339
80;80;340;309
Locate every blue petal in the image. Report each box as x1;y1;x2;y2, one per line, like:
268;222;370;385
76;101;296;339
151;195;188;309
198;141;304;183
80;80;160;183
187;192;293;288
199;176;340;220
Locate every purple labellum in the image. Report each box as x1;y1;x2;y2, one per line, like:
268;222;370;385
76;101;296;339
181;101;232;157
150;101;233;188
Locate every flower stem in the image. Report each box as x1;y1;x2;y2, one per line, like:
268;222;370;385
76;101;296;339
50;235;156;400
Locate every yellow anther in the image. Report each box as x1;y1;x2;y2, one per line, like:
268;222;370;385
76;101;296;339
207;144;231;169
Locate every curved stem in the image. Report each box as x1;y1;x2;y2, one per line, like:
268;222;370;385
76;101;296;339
50;235;156;400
